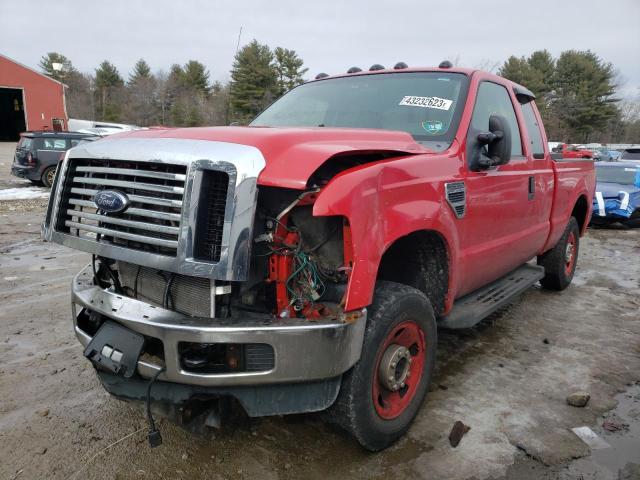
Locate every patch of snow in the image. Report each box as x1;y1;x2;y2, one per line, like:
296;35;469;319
571;426;611;449
0;187;50;201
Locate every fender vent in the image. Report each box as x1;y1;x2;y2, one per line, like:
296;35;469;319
445;182;466;219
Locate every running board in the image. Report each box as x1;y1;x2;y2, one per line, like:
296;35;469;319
438;264;545;329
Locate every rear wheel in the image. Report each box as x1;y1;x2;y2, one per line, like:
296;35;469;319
537;216;580;290
329;281;437;451
41;166;57;188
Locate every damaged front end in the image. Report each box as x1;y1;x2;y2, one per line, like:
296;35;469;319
42;137;366;432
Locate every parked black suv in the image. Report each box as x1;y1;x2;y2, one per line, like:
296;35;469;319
620;148;640;163
11;131;99;187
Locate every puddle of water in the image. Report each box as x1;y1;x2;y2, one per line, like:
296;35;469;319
589;384;640;472
569;383;640;477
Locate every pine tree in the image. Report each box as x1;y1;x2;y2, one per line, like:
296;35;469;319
228;40;278;124
128;59;152;85
95;61;124;121
126;59;157;126
499;49;618;141
498;56;534;88
274;47;308;96
182;60;211;96
39;52;77;82
95;61;124;88
527;50;555;97
550;50;618;142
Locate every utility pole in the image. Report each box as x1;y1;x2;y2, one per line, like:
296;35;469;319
235;26;243;55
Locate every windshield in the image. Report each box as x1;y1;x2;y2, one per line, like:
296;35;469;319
251;72;469;151
596;165;639;185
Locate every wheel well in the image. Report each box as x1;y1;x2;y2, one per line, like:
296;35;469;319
376;231;449;316
571;195;589;232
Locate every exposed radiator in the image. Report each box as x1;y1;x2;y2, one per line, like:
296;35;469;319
116;261;212;317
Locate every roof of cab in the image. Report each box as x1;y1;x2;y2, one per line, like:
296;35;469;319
306;65;535;101
307;65;478;83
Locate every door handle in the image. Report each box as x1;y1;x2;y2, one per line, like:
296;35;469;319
528;176;535;200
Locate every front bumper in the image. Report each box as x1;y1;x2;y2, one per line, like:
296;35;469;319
71;265;367;387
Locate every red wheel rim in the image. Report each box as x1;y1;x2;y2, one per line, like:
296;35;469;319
372;320;426;420
565;232;577;276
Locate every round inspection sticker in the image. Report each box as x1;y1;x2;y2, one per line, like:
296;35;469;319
422;120;444;134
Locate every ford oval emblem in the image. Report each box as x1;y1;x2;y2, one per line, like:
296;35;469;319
94;190;130;213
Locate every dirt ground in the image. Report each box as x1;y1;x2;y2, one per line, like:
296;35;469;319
1;141;639;480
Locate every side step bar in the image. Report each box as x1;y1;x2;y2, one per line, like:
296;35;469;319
438;264;545;329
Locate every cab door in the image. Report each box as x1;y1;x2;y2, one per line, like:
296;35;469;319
456;80;542;296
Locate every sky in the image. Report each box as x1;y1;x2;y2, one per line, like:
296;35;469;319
1;0;639;98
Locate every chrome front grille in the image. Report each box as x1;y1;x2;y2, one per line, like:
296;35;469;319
56;159;186;257
44;137;266;281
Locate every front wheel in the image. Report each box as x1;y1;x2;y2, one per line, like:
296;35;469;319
328;281;437;451
537;216;580;290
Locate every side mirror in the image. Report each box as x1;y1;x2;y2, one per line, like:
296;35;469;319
475;114;512;169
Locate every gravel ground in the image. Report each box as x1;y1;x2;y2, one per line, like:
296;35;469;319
0;141;639;480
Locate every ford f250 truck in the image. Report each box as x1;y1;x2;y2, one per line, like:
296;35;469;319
42;63;595;451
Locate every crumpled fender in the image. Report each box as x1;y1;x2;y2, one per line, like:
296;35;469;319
313;154;461;312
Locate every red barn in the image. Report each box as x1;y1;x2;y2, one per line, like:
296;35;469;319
0;53;68;141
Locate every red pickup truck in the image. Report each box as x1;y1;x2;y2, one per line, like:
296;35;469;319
554;143;594;159
42;63;595;451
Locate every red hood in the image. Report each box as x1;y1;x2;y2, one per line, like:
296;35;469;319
106;126;429;189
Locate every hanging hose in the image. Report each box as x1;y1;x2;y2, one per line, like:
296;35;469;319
146;367;166;448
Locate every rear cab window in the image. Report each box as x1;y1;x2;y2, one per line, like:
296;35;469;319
520;102;545;158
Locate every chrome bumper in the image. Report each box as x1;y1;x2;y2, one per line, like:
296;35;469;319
71;265;366;387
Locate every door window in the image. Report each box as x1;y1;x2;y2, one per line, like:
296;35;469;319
471;82;523;156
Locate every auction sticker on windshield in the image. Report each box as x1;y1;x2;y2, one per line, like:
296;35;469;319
399;96;452;110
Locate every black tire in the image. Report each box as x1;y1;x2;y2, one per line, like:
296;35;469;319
537;216;580;290
623;211;640;229
328;281;437;451
41;166;57;188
